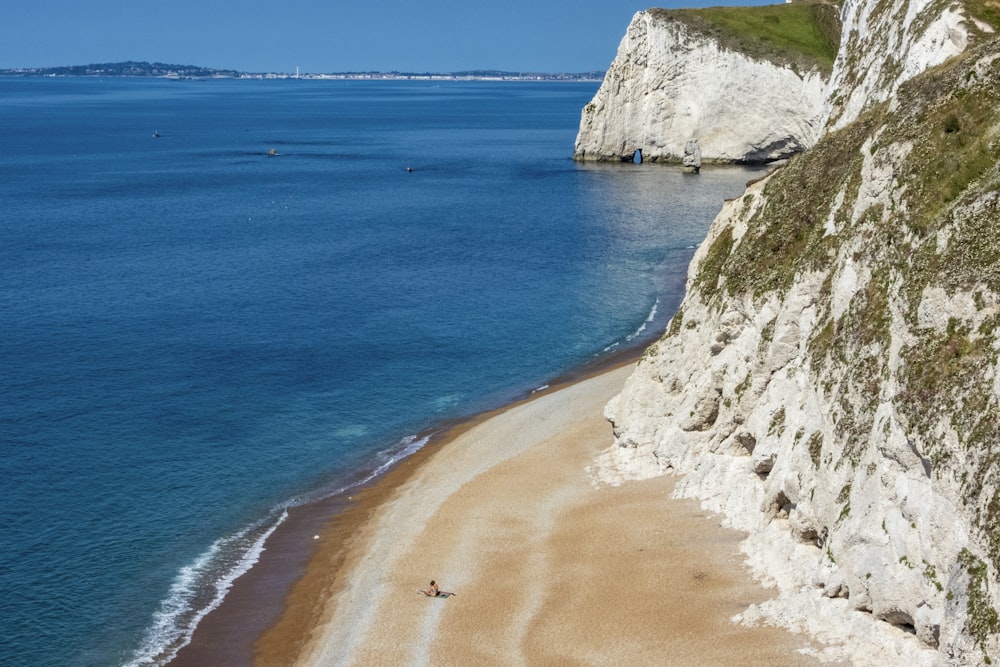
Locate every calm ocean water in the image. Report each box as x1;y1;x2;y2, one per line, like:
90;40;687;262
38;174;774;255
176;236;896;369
0;76;760;666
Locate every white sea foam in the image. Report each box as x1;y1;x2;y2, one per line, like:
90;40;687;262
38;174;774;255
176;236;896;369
371;434;431;480
603;299;660;352
125;510;287;667
127;432;435;666
626;298;659;342
291;434;434;508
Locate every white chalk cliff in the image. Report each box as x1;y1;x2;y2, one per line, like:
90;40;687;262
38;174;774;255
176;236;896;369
573;8;830;163
824;0;972;130
592;0;1000;665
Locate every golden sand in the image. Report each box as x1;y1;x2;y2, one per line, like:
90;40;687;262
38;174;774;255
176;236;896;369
255;364;820;666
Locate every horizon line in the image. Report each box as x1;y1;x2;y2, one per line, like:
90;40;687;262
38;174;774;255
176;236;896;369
0;60;607;78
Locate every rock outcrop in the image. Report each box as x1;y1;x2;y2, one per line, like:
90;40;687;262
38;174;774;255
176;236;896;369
573;6;833;164
593;0;1000;664
682;138;702;173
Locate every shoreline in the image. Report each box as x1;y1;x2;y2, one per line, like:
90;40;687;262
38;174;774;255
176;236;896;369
248;358;821;665
251;359;647;666
168;340;653;666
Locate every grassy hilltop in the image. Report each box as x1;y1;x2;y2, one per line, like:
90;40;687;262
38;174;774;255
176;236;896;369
650;1;842;73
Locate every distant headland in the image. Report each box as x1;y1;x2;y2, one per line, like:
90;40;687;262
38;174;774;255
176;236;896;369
0;60;605;82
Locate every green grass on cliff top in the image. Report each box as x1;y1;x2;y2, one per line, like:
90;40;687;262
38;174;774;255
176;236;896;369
650;2;842;73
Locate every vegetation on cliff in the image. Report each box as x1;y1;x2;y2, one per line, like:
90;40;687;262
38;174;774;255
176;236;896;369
689;32;1000;659
649;1;842;74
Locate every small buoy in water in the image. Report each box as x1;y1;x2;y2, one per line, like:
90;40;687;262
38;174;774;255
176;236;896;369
406;166;413;172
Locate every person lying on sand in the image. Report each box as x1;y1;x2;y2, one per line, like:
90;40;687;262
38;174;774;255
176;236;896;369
418;580;455;597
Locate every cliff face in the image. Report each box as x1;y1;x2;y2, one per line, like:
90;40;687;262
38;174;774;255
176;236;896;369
574;0;975;164
595;1;1000;665
824;0;972;130
573;10;829;164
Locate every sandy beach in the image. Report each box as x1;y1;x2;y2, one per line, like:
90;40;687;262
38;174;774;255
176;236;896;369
254;363;821;666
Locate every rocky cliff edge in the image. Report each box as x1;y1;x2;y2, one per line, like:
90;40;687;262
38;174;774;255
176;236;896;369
593;1;1000;664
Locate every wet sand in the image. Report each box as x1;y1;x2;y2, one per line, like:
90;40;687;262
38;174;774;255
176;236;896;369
254;363;821;666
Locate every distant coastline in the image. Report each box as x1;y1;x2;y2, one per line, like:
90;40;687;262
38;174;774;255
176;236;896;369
0;60;605;82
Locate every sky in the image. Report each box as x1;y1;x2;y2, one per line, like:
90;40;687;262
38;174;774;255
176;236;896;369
2;0;776;73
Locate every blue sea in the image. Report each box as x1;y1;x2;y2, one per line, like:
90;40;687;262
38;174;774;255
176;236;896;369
0;76;759;666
